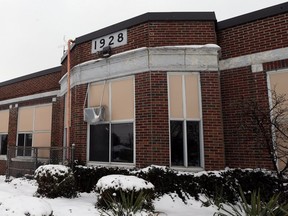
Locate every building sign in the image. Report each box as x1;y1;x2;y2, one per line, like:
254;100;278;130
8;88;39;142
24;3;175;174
91;29;127;53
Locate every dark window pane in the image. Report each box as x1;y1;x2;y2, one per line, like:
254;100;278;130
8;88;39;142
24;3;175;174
111;123;133;163
25;134;33;156
17;133;32;156
17;134;25;156
170;121;184;166
0;135;8;155
90;124;109;162
187;121;200;166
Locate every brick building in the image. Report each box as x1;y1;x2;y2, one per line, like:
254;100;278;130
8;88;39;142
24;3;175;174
0;3;287;175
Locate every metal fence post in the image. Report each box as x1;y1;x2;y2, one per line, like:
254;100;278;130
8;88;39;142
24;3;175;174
5;146;10;181
34;147;38;172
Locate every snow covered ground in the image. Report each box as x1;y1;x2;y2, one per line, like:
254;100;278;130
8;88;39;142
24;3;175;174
0;175;218;216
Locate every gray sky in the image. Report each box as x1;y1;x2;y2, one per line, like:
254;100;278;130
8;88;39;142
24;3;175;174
0;0;286;83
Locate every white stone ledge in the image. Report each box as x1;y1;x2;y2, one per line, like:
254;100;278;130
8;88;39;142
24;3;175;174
0;90;59;106
220;47;288;71
59;45;220;96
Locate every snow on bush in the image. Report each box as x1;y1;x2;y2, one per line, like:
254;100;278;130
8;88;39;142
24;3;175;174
34;164;70;178
34;165;76;198
96;174;154;192
96;175;155;215
0;195;53;216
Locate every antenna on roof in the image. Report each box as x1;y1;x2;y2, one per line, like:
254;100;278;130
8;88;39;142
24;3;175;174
57;35;68;54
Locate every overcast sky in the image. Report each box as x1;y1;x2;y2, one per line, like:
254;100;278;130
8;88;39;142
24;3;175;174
0;0;286;83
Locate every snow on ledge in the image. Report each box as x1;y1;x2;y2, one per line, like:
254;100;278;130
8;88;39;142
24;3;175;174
96;174;154;192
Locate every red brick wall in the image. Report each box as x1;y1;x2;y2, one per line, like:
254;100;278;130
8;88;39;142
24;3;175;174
263;59;288;71
218;13;288;59
70;84;88;162
51;97;63;148
0;71;61;101
220;67;273;169
7;107;18;147
62;21;216;76
200;72;225;169
135;72;169;167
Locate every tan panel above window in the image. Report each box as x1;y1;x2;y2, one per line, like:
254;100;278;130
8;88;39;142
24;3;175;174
18;107;34;132
89;82;109;121
34;105;52;131
33;132;51;158
169;75;183;118
0;110;9;133
111;78;134;120
185;74;200;119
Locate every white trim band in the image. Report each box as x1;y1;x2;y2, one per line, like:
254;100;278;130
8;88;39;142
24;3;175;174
220;47;288;71
0;90;59;106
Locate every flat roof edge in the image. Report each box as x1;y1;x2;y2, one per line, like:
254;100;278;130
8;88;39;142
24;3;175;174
217;2;288;30
0;66;61;87
75;12;216;45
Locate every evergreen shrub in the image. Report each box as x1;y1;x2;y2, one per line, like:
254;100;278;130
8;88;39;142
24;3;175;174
34;164;76;198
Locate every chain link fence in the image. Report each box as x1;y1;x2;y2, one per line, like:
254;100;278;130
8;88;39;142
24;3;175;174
6;145;75;179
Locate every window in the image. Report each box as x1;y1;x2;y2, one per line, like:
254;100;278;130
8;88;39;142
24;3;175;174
0;110;9;155
168;73;202;168
17;133;32;156
90;123;133;163
0;134;8;155
90;124;109;162
268;70;288;170
17;104;52;157
111;123;133;163
88;77;134;164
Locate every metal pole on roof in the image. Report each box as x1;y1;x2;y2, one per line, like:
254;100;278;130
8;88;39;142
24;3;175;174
66;39;74;159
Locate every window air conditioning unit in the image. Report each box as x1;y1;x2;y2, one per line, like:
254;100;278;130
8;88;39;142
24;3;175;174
84;106;105;124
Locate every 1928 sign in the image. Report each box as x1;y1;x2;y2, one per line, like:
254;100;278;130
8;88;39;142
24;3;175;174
91;29;127;53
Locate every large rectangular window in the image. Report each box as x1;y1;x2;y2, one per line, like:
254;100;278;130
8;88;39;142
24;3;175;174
17;104;52;157
88;77;134;164
89;123;134;163
168;73;202;168
0;134;8;155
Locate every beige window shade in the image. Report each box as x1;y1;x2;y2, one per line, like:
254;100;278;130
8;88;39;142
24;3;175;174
34;105;52;131
89;82;110;121
33;132;51;157
169;75;184;118
0;110;9;133
185;74;200;119
111;78;134;120
18;107;34;132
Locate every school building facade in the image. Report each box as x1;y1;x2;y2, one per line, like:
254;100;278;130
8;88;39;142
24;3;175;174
0;3;287;174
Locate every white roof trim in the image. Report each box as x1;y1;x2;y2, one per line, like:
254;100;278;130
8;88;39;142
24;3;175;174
0;90;59;106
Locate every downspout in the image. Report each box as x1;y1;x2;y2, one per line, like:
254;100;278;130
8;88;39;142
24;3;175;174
67;39;74;155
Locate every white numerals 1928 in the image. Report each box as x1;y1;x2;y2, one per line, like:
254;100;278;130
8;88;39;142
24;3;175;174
91;29;127;53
